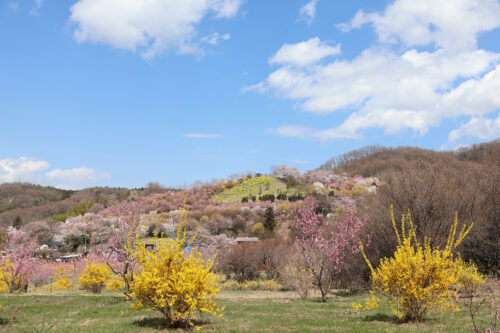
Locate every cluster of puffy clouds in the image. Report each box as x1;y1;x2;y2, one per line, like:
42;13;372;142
69;0;243;59
249;0;500;145
0;157;110;190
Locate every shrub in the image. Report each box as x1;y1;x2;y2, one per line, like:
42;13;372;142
127;220;222;327
78;261;111;293
53;277;72;290
0;266;9;293
456;259;484;295
221;279;283;291
251;223;265;237
106;276;125;291
231;215;246;234
259;194;275;202
277;202;291;214
280;257;313;299
276;193;287;201
219;242;262;283
184;218;201;232
52;266;73;290
361;207;479;321
257;238;286;280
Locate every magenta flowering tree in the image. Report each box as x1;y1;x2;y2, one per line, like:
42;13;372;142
0;227;39;293
291;196;369;302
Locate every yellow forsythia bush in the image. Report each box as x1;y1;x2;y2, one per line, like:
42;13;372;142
455;258;484;295
127;214;223;328
79;261;111;293
53;266;73;291
53;277;72;291
0;258;25;293
361;207;482;321
106;276;125;291
221;279;283;291
0;265;9;293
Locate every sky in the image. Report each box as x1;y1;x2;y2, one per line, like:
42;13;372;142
1;0;500;189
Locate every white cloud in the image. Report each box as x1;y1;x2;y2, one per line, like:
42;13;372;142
251;0;500;142
0;157;110;189
182;133;224;138
275;125;311;138
298;0;318;25
70;0;243;59
29;0;43;15
449;114;500;142
337;0;500;51
44;167;111;188
0;157;49;183
275;125;358;140
8;2;19;12
201;32;231;45
269;37;340;67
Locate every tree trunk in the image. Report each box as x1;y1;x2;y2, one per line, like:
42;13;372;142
320;288;328;302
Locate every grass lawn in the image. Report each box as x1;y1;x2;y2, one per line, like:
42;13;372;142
0;290;495;332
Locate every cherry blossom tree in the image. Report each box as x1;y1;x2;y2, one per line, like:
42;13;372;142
0;227;38;293
291;196;369;302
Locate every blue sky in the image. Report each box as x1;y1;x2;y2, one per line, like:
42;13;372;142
1;0;500;189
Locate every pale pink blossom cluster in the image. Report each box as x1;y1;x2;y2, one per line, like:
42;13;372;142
291;196;370;302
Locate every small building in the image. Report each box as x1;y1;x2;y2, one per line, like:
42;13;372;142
45;241;64;250
235;237;259;244
58;254;83;262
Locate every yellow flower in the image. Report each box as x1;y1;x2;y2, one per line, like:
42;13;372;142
360;206;481;321
79;261;111;293
126;208;223;327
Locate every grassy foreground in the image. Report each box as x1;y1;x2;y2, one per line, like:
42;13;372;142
0;290;494;332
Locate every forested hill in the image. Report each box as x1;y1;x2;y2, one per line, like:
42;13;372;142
317;139;500;179
0;183;134;226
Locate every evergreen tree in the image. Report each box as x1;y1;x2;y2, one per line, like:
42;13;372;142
263;207;276;233
13;216;22;229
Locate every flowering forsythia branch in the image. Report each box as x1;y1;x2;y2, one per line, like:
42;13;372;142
125;207;223;329
360;206;481;322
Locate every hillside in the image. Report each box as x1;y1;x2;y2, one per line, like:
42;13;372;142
212;176;295;202
316;139;500;275
0;183;131;226
317;139;500;179
0;139;498;275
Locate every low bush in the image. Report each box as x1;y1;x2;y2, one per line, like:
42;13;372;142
221;279;283;291
127;218;223;328
361;207;481;321
78;262;111;293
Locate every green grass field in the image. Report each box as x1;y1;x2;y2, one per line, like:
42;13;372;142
0;290;495;332
212;177;288;202
212;176;310;203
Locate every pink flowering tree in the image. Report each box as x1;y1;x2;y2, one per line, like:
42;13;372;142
103;216;140;297
291;196;369;302
0;227;39;293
